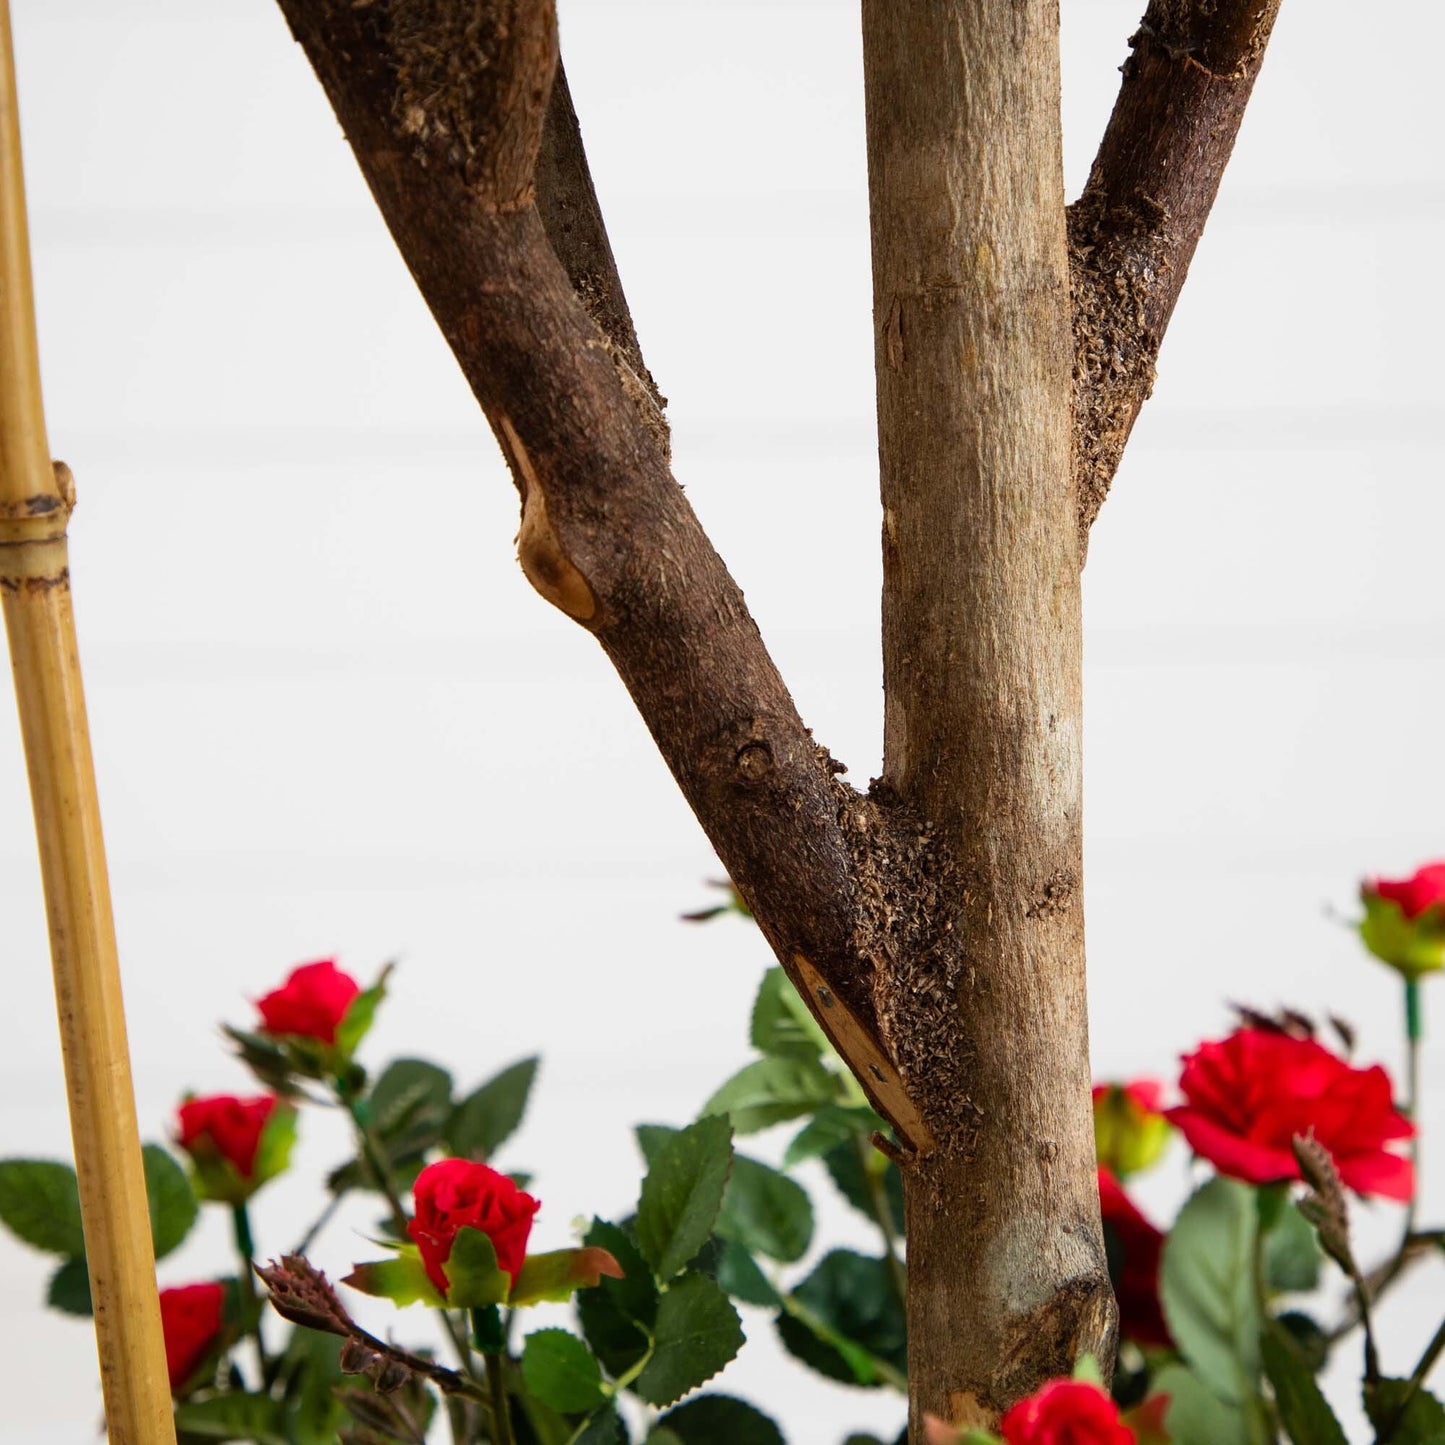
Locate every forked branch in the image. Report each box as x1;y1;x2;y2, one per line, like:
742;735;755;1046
1071;0;1284;541
274;0;925;1147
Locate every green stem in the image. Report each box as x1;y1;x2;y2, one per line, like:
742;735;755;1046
231;1202;269;1384
850;1130;907;1314
1405;977;1423;1238
562;1344;656;1445
484;1351;516;1445
776;1287;908;1393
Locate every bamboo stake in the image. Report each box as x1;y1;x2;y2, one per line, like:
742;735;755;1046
0;5;176;1440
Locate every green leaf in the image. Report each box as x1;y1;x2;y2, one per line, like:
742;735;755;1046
574;1404;627;1445
636;1118;734;1282
143;1143;198;1261
715;1237;782;1308
1150;1364;1251;1445
1363;1378;1445;1444
446;1056;539;1162
700;1058;838;1135
0;1159;85;1255
522;1329;607;1413
370;1058;453;1136
334;969;389;1057
277;1328;346;1445
46;1256;92;1316
1160;1177;1262;1406
250;1103;300;1192
1262;1196;1323;1295
717;1153;813;1264
444;1226;512;1308
783;1106;884;1169
751;968;831;1061
656;1393;786;1445
577;1219;658;1377
511;1247;624;1307
822;1141;905;1238
1261;1322;1348;1445
634;1272;745;1407
342;1251;445;1308
173;1392;289;1444
775;1249;906;1388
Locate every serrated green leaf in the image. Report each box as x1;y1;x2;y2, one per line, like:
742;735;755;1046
522;1329;607;1413
46;1256;92;1316
1261;1322;1347;1445
715;1236;782;1308
717;1153;813;1264
783;1106;884;1169
1160;1177;1261;1406
370;1059;453;1135
634;1273;744;1407
173;1392;289;1443
751;968;831;1061
443;1226;512;1308
821;1141;905;1238
577;1219;658;1377
1262;1197;1323;1295
342;1251;445;1307
1150;1364;1250;1445
446;1057;539;1162
143;1144;198;1261
511;1247;624;1307
701;1058;838;1135
0;1159;85;1255
656;1393;786;1445
636;1118;734;1282
1363;1378;1445;1443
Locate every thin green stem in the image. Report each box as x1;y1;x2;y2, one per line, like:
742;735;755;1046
1404;977;1423;1239
230;1202;269;1384
1378;1311;1445;1444
484;1352;517;1445
850;1130;907;1314
562;1343;656;1445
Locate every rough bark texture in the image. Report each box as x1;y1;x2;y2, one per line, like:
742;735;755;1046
1070;0;1284;541
270;0;1286;1430
861;1;1113;1431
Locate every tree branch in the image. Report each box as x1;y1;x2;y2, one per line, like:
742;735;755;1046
1070;0;1284;542
274;0;929;1150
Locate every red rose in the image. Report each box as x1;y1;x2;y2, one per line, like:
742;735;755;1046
255;958;360;1044
176;1094;276;1178
1098;1168;1170;1349
1371;862;1445;920
159;1281;225;1390
1000;1378;1136;1445
408;1158;540;1298
1166;1028;1413;1200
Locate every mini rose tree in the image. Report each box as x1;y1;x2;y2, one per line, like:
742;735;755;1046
3;863;1444;1443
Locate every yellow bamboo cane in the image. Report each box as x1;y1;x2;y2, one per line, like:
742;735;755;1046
0;5;176;1439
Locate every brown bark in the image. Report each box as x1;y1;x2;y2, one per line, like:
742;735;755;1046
1071;0;1284;542
268;0;1285;1431
862;1;1112;1430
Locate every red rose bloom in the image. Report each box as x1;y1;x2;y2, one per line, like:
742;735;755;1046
1166;1028;1413;1200
176;1094;276;1178
1098;1169;1170;1349
255;958;360;1044
159;1281;225;1390
408;1158;540;1298
1372;862;1445;920
1000;1378;1136;1445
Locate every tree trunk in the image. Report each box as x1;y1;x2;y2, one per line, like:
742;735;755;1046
862;1;1112;1430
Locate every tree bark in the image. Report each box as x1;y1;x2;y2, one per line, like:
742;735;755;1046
861;2;1113;1432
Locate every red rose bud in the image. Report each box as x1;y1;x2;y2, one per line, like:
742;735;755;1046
1098;1168;1170;1349
255;958;361;1044
1092;1080;1171;1179
408;1158;540;1299
1000;1378;1137;1445
176;1093;295;1203
1361;863;1445;977
1166;1027;1413;1201
159;1281;226;1390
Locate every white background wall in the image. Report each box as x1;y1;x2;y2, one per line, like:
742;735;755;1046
1;1;1442;1440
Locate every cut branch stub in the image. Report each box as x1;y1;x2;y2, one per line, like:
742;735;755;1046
1070;0;1284;542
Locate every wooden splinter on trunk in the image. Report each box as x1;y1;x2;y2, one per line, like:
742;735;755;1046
0;5;176;1440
